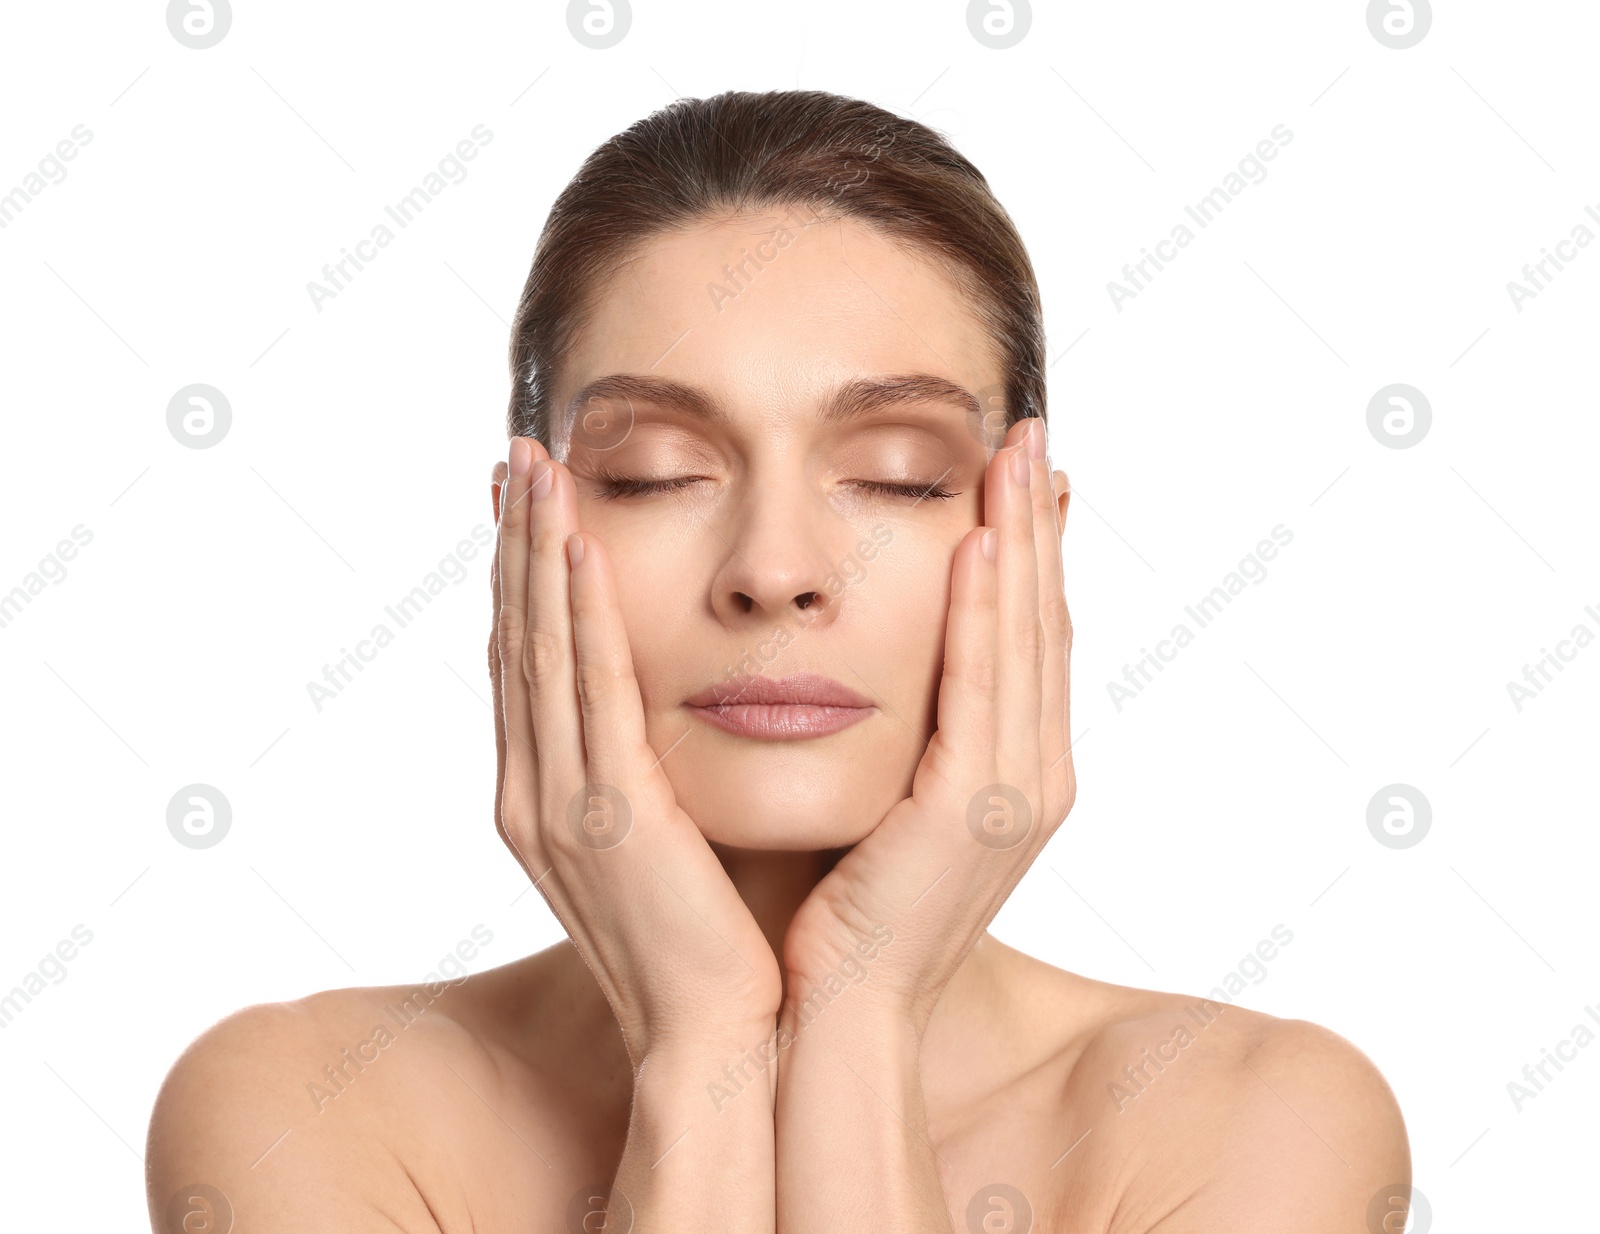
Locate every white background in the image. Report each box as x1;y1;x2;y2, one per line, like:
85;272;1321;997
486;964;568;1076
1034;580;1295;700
1;0;1595;1228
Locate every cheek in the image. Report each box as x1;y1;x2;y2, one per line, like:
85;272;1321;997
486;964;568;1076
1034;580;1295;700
600;523;709;709
854;537;957;721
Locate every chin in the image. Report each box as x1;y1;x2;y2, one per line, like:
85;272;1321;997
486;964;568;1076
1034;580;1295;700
666;753;904;851
694;814;874;852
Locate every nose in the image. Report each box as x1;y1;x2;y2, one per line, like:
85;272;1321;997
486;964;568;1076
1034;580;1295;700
708;483;846;631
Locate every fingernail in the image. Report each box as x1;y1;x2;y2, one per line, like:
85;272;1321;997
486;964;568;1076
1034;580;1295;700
566;533;585;569
491;459;508;485
1010;446;1030;486
981;528;998;562
509;437;531;478
1026;418;1045;459
530;460;554;501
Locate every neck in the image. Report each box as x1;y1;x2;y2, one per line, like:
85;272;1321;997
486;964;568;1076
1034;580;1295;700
707;840;847;987
707;841;1008;1048
514;844;1011;1090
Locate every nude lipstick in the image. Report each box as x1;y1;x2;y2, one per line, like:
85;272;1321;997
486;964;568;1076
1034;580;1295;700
682;672;877;740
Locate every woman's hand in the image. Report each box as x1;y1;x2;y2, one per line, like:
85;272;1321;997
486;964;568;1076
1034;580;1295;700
489;436;783;1064
781;416;1075;1038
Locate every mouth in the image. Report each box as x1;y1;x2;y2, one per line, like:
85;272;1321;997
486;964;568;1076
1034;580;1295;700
682;672;877;740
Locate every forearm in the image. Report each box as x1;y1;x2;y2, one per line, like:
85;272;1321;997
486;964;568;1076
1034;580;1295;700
774;1005;953;1233
611;1032;777;1234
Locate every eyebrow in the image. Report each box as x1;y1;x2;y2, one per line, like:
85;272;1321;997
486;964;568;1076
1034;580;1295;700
561;372;984;434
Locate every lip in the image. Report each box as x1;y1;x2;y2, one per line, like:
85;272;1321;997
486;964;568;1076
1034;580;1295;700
683;672;877;740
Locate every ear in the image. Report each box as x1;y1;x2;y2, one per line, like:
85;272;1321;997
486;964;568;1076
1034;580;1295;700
1051;469;1070;539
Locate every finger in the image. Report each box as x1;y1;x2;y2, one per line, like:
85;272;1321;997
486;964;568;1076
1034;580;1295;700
490;448;545;780
1024;427;1072;826
565;530;662;814
523;454;588;824
489;454;511;725
491;458;508;524
496;437;543;869
1050;469;1076;820
489;462;510;855
931;523;999;793
988;429;1043;797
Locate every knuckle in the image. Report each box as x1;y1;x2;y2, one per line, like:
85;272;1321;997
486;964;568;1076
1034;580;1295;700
1052;773;1078;823
923;736;961;787
499;821;545;877
574;655;623;709
524;624;565;690
531;522;567;568
1044;752;1077;816
499;485;525;532
497;793;537;852
967;650;1000;699
496;605;525;659
1014;614;1046;667
1041;589;1071;644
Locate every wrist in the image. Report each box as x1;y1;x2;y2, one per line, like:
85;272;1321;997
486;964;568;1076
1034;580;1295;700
780;915;916;1035
773;998;923;1103
778;978;924;1055
637;1022;779;1119
632;1015;775;1072
638;1027;772;1068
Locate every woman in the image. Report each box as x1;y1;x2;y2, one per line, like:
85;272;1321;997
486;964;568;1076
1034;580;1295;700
147;89;1410;1233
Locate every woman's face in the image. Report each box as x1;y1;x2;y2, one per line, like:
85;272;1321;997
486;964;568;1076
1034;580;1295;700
545;209;1061;850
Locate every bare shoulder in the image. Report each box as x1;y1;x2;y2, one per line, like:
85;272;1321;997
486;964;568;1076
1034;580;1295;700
145;968;543;1234
1057;979;1411;1234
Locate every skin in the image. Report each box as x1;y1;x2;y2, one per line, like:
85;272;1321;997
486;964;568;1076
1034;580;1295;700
145;213;1411;1233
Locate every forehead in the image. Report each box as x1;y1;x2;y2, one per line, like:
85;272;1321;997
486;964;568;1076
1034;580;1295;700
554;212;1001;445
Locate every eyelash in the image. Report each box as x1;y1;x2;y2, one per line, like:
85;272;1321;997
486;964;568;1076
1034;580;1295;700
857;479;958;502
591;470;957;502
592;471;700;499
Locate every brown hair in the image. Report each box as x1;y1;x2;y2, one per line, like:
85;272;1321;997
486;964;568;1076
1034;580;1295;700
506;88;1045;452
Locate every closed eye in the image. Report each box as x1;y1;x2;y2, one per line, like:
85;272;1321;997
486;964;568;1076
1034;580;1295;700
852;479;957;502
591;470;957;502
592;472;703;499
